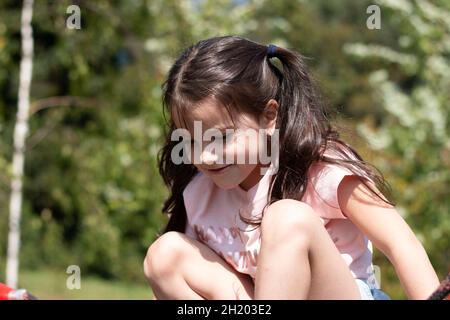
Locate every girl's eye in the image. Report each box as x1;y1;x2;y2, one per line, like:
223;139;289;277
213;132;232;142
223;131;234;139
219;133;228;140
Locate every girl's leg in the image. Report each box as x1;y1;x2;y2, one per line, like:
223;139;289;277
255;199;361;300
143;231;254;300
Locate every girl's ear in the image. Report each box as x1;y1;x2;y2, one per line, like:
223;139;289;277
260;99;278;135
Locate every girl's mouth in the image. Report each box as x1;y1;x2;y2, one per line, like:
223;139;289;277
206;165;232;174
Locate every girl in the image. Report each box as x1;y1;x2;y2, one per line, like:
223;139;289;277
144;35;440;300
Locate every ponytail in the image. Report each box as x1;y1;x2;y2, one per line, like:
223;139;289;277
265;45;327;201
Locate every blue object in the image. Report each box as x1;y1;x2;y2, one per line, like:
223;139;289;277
267;44;277;58
371;288;391;300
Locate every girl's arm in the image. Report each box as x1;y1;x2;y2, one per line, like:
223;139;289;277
337;175;440;300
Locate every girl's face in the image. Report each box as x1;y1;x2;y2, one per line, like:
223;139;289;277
173;98;278;191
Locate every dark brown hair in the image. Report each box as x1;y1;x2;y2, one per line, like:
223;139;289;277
158;35;394;234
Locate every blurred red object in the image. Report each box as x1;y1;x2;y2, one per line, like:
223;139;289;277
0;283;37;300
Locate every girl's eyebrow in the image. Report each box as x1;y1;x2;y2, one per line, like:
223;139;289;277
214;125;234;131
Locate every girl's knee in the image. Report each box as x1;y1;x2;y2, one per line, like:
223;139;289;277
143;231;187;281
261;199;322;243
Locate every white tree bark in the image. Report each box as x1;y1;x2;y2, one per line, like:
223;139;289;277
6;0;34;289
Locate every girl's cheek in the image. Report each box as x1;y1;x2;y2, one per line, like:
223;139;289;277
227;134;260;165
249;133;262;159
186;143;197;164
186;142;205;165
186;131;262;165
223;141;238;164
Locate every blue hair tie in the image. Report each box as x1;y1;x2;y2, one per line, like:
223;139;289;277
267;44;277;58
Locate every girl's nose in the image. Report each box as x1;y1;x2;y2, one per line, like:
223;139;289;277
200;149;219;165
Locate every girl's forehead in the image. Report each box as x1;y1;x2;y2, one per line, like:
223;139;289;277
172;99;235;130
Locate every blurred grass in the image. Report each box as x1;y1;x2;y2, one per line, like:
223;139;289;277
19;262;404;300
0;250;434;300
16;268;153;300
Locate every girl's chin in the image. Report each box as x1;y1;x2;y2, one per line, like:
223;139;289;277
209;175;245;190
204;165;259;190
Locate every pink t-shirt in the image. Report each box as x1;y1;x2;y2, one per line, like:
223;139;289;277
183;154;377;281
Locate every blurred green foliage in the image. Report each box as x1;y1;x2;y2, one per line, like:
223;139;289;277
0;0;448;298
345;0;450;284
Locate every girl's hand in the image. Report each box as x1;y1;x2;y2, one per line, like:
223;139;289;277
337;175;440;299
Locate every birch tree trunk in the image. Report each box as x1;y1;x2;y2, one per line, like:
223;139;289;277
6;0;34;289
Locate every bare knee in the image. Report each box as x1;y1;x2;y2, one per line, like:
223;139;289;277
143;231;187;282
261;199;322;246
